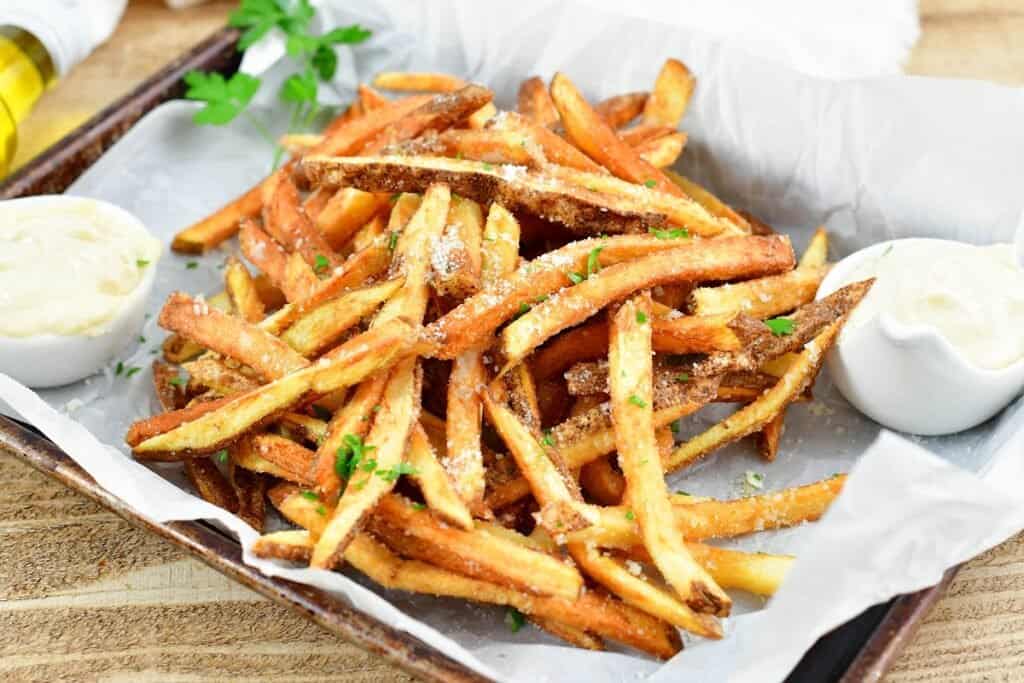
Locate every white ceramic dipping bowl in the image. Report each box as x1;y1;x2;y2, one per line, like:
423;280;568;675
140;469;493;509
0;196;159;388
817;238;1024;436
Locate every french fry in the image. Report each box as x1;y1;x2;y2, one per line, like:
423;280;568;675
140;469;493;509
371;494;583;601
756;412;785;461
277;412;328;445
642;58;696;127
444;346;488;511
302;154;669;236
670;319;847;472
358;83;389;111
227;462;267;531
158;292;309;382
311;372;389;501
360;85;494;154
125;395;233;449
517;76;560;127
609;293;730;617
223;257;266;324
282;252;320;303
315;188;390;250
310;317;422;394
531;320;610;381
233;436;315;486
349;213;387;253
250;433;316;485
183;456;238;512
594;91;648;128
568;541;722;638
488;110;606;174
800;226;829;268
618;123;675;147
480;203;520;288
280;278;404;357
482;392;593;533
692;280;872;377
651;312;743;354
500;235;795;369
183;358;260;396
432;196;483;298
252;529;315;562
407;424;474;530
309;94;434;157
373;71;465;92
171;183;262;254
262;169;341;269
239;219;303;302
579;455;625;506
433;129;542;167
690;264;831;320
152;360;187;412
549;72;685;198
636;131;687;168
667;171;751;232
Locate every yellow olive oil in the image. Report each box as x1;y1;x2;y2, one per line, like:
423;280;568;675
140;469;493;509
0;26;56;176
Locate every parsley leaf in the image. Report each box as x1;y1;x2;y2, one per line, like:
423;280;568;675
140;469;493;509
124;366;142;378
136;259;150;268
675;372;689;383
586;247;604;278
505;607;526;632
745;470;765;490
624;509;635;521
334;434;376;480
301;490;319;501
514;302;531;319
764;317;795;336
541;430;555;447
214;449;229;464
644;179;656;188
115;361;124;376
567;271;585;285
376;462;419;482
313;253;329;273
281;68;318;104
628;395;647;408
411;502;427;511
168;375;188;387
648;226;689;239
636;311;648;324
184;71;262;125
388;231;400;251
185;261;199;270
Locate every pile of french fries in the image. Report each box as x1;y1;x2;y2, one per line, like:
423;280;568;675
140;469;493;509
128;59;873;658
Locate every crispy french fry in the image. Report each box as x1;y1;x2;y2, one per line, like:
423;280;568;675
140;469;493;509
432;196;483;298
280;278;404;357
800;227;829;268
690;264;831;320
262;169;341;270
609;293;730;616
252;529;316;562
183;358;260;396
125;395;233;449
152;360;187;412
228;462;267;531
349;213;387;253
517;76;560;127
568;541;722;638
666;171;751;232
233;436;315;486
309;94;434;157
360;85;494;154
407;424;474;530
618;123;675;147
434;129;541;167
642;58;696;127
500;235;795;369
444;346;488;511
489;110;606;173
550;72;685;198
310;317;421;394
184;456;238;512
224;257;265;323
579;455;625;506
172;184;262;254
373;71;466;92
158;292;309;381
250;433;317;484
636;131;687;168
756;412;785;462
358;83;389;110
651;312;743;354
670;319;847;471
277;412;328;446
594;92;648;128
315;188;390;250
302;154;670;236
312;372;389;501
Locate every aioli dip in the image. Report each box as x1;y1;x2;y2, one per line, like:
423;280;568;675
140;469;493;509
0;198;161;337
837;240;1024;370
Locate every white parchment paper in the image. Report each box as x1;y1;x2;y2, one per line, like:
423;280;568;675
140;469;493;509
3;2;1024;680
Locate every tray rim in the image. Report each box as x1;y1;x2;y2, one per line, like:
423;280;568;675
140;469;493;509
0;23;957;683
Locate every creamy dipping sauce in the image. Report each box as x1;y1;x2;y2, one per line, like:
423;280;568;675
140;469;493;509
0;198;161;337
838;241;1024;370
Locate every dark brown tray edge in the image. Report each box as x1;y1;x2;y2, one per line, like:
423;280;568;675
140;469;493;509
0;27;242;199
0;416;487;683
0;21;956;682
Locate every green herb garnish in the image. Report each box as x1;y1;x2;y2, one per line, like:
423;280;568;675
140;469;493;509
136;259;150;268
745;471;765;490
376;462;419;482
334;434;376;480
301;490;319;501
541;430;555;447
636;311;648;324
625;509;635;521
313;253;329;273
648;226;689;239
185;261;199;270
644;179;656;188
214;449;229;464
628;395;647;408
505;607;526;632
169;375;188;387
764;317;795;337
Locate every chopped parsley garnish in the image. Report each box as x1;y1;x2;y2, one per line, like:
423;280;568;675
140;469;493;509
675;489;691;496
644;179;656;188
138;335;146;343
313;253;329;273
765;317;795;337
514;302;531;319
334;434;376;480
648;226;689;240
372;405;382;413
136;259;150;268
586;247;604;277
186;261;199;269
482;162;493;171
624;509;635;521
675;372;689;383
315;504;327;516
541;430;555;447
168;374;188;387
388;231;399;251
567;271;585;285
628;394;647;408
411;502;427;511
670;420;680;434
124;366;142;378
745;471;765;490
636;311;648;324
534;294;549;303
505;607;526;632
214;449;229;464
301;490;319;501
376;462;419;482
115;361;124;376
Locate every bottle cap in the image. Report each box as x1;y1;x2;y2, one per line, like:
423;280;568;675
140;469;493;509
0;0;127;76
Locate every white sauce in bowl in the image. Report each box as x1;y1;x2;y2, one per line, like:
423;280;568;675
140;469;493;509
0;198;161;337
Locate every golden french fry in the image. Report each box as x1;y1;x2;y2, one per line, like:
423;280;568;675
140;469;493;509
262;168;341;270
756;412;786;462
373;71;466;92
233;437;315;486
517;76;560;127
549;72;685;198
358;83;389;110
800;226;829;268
184;456;238;512
315;188;390;250
434;128;542;167
407;424;474;530
667;171;752;232
642;58;696;127
432;196;483;299
224;257;265;323
360;85;494;154
445;346;488;511
281;278;403;357
690;264;831;320
158;292;309;381
182;358;260;396
480;203;521;288
172;183;262;254
250;433;316;484
500;235;795;369
152;360;187;412
636;131;687;168
239;219;292;299
594;91;649;128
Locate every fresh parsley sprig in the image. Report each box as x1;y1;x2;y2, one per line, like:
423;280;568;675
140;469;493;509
184;0;372;167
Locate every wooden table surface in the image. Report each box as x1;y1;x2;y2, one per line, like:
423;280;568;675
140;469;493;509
1;1;1022;681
